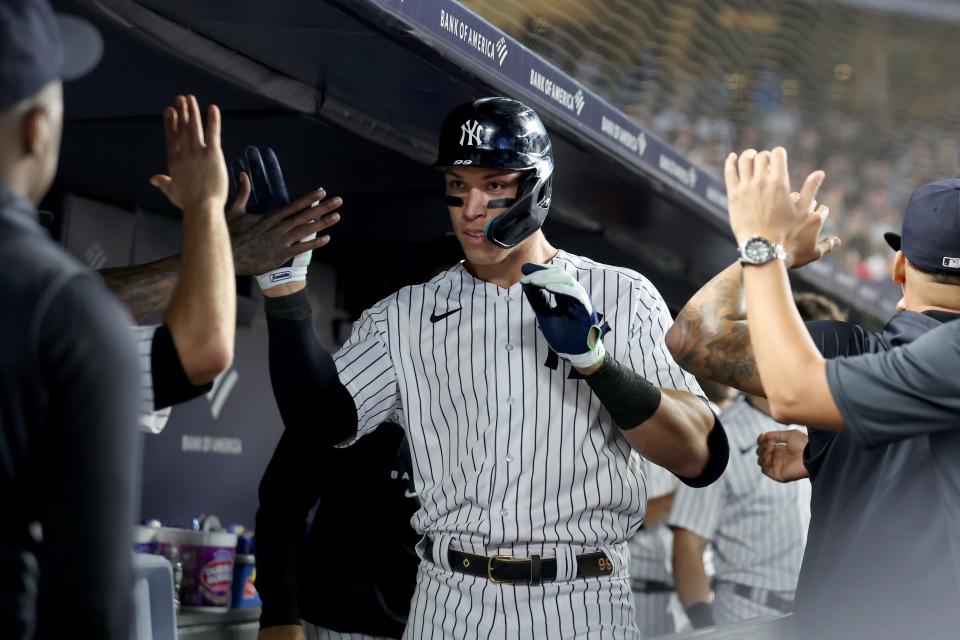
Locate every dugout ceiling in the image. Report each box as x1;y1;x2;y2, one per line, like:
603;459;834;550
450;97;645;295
48;0;889;320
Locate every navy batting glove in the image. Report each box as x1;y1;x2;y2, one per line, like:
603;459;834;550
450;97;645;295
520;263;606;369
230;146;315;289
231;146;290;213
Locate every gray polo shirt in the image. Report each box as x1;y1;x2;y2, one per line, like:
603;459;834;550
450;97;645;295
827;319;960;605
795;311;960;640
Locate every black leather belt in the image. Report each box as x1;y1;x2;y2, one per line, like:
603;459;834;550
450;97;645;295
631;578;674;593
731;583;794;613
424;539;614;586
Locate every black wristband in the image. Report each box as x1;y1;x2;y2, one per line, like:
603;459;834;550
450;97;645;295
584;353;661;430
685;602;716;628
264;288;311;321
675;415;729;488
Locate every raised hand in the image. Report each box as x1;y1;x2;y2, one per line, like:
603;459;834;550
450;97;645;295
150;95;228;213
226;146;342;283
724;147;832;261
782;192;842;269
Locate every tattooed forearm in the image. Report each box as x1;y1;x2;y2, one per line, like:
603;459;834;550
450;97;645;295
99;256;181;322
667;262;764;395
703;323;758;390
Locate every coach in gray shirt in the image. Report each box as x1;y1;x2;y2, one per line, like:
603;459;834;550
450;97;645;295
725;148;960;638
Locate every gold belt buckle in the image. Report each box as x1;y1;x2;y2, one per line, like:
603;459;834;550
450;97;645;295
487;554;515;584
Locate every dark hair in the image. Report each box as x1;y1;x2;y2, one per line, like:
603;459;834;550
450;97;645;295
908;261;960;286
794;292;847;322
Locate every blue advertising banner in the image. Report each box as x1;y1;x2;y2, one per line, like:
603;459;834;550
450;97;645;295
358;0;895;318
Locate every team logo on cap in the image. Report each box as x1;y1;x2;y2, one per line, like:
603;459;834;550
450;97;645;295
460;120;483;146
944;257;960;269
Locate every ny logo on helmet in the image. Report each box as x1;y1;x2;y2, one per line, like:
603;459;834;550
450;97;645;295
459;120;483;146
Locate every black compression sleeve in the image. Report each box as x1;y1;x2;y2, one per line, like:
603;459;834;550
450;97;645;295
256;427;325;627
151;323;212;410
258;290;358;626
35;275;142;640
264;290;357;445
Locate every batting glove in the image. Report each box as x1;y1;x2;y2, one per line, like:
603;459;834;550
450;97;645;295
231;146;315;290
520;263;606;369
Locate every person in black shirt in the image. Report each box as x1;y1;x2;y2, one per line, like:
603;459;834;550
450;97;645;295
0;3;138;638
666;153;960;639
256;413;420;640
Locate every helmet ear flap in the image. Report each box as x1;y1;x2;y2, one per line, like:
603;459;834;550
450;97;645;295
485;169;552;248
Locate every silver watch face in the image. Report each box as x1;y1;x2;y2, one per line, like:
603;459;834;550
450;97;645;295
742;237;775;264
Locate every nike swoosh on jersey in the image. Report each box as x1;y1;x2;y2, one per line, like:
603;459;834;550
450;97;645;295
740;444;755;455
404;489;418;498
429;308;462;323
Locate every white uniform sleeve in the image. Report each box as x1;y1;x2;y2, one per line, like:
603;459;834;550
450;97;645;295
646;461;680;500
333;308;402;439
667;478;725;541
627;279;705;397
131;324;172;435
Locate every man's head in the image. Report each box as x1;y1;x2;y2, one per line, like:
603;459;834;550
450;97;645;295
434;97;553;265
0;1;102;204
885;179;960;311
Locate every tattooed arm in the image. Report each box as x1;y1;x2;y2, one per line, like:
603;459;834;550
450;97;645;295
665;261;766;396
100;257;181;322
99;180;341;321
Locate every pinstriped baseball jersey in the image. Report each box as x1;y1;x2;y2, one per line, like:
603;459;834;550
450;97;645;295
668;396;810;592
132;324;172;435
334;250;704;554
629;463;679;583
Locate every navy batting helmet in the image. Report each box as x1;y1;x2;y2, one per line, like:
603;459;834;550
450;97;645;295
434;97;553;248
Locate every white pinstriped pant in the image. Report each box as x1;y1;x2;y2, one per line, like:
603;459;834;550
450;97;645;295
403;545;641;639
631;592;674;638
301;621;392;640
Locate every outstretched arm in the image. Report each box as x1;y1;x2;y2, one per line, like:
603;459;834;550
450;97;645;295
99;177;339;319
725;147;844;428
147;95;234;385
99;256;180;322
665;262;765;396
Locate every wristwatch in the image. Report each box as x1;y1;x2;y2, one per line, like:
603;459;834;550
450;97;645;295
738;236;787;266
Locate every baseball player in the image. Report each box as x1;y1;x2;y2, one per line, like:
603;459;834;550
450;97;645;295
258;97;728;639
667;294;840;628
668;394;810;627
683;146;960;639
627;463;681;637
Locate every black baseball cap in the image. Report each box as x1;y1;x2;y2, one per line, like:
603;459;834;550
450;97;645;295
0;0;103;112
884;179;960;274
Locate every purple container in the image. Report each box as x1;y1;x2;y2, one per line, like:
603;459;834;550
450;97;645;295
156;528;237;611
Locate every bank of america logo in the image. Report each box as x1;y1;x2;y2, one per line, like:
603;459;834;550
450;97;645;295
460;119;483;146
496;37;508;66
574;89;585;116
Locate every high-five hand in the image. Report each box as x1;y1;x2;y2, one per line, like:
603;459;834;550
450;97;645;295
149;95;228;213
227;146;342;288
725;147;835;268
